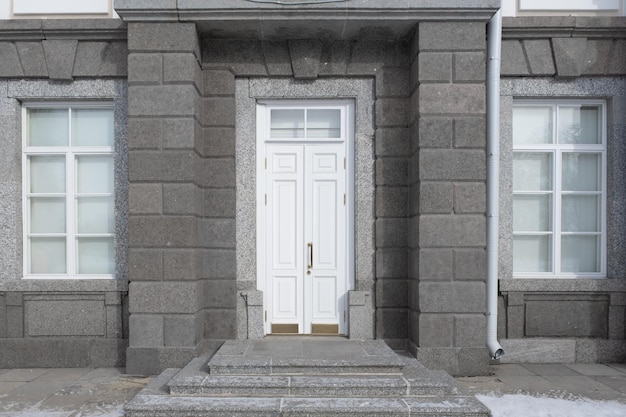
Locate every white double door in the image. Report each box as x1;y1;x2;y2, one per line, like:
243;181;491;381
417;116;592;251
263;142;348;335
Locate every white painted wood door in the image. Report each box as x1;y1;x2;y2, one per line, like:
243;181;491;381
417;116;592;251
258;101;352;336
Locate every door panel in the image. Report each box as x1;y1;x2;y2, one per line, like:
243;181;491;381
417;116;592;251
267;146;303;331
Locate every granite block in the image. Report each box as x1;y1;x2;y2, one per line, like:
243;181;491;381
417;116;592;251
42;40;78;80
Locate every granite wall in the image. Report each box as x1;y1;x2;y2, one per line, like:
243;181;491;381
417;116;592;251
0;19;129;368
497;17;626;363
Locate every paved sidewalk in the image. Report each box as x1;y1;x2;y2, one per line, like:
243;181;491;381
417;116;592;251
456;363;626;403
0;368;151;417
0;363;625;416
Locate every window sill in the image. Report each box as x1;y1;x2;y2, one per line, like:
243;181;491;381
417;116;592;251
0;278;127;293
500;278;626;293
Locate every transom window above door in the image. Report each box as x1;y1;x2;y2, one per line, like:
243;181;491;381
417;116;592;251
512;100;606;278
266;105;345;140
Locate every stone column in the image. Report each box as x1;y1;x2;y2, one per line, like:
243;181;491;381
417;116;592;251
411;21;490;376
126;22;204;375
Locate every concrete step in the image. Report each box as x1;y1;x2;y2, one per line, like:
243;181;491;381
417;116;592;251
206;339;406;375
169;374;449;397
127;385;490;417
124;341;491;417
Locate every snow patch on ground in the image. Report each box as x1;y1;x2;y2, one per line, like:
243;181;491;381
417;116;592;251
476;394;626;417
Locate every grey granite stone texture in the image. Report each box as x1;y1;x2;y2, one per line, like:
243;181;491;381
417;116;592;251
420;182;453;214
0;42;24;76
419;215;486;248
419;84;486;114
204;39;409;77
419;52;452;83
419;149;485;181
128;22;198;55
524;295;609;338
501;40;530;76
129;281;201;314
419;21;486;51
454;52;486;82
348;290;374;340
129;249;162;281
24;294;106;337
376;128;410;157
0;79;128;368
414;346;490;377
376;186;408;217
0;338;127;368
553;37;589;78
419;314;454;348
419;282;485;314
419;249;453;281
501;18;626;78
129;314;164;347
418;117;453;148
288;39;323;80
0;19;128;79
523;40;556;75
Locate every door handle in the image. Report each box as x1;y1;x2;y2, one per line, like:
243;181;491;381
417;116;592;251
307;242;313;275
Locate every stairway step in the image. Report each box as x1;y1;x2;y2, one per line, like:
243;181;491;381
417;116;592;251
208;356;405;375
125;393;490;417
207;339;406;375
170;374;447;397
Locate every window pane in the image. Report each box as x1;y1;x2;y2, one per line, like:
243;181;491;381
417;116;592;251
562;153;601;191
513;107;553;145
307;109;341;138
30;237;66;274
270;109;305;138
76;155;114;194
77;237;114;274
77;197;114;234
513;195;551;232
562;195;600;232
513;153;552;191
513;235;552;273
28;109;68;146
561;235;600;273
30;156;65;193
30;197;65;233
558;106;600;144
72;108;114;147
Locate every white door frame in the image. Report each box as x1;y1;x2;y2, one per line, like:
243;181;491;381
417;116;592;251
256;99;355;336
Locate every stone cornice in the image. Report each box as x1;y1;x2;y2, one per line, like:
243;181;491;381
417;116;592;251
114;0;499;39
0;19;127;42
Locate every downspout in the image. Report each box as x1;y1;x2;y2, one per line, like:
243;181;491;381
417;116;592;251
486;9;504;360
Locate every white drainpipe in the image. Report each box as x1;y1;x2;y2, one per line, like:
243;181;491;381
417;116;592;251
486;9;504;360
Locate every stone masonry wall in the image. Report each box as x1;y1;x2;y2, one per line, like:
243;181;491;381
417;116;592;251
409;21;490;376
496;17;626;364
126;22;208;375
202;38;410;348
0;19;129;368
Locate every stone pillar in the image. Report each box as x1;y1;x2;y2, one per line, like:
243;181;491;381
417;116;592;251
411;21;489;376
126;22;204;375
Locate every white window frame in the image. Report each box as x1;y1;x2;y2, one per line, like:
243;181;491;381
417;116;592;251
512;99;607;279
22;102;115;280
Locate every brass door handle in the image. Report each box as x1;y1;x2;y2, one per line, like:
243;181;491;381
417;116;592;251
307;242;313;275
